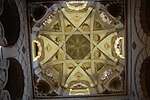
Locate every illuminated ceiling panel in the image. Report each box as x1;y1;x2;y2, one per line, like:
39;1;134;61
29;0;126;99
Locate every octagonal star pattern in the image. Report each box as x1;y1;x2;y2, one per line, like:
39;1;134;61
31;1;125;97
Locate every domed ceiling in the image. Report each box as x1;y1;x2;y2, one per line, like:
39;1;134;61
29;1;126;98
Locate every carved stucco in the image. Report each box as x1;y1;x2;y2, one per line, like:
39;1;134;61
132;0;150;99
0;0;32;99
30;1;126;98
0;0;150;100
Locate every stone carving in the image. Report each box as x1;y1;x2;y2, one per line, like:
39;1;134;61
94;51;101;59
66;35;90;59
30;1;126;97
67;63;74;69
82;62;91;70
82;23;90;31
0;59;9;99
74;72;83;80
0;90;11;100
93;34;100;42
0;60;9;90
0;22;7;46
65;24;72;32
52;23;60;31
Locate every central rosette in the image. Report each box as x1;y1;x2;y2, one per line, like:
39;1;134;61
66;35;90;59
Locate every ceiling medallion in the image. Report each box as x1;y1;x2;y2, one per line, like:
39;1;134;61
66;35;90;59
30;1;126;98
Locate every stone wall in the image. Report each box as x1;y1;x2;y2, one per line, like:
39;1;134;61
0;0;32;100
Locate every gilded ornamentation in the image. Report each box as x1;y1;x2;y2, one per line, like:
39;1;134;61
66;35;90;59
75;72;83;80
82;62;91;70
67;63;74;69
93;34;100;42
82;23;90;31
31;1;126;97
94;51;101;59
65;24;72;32
73;14;82;21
